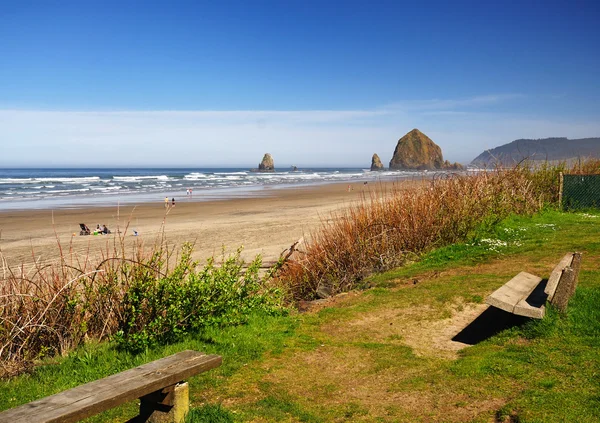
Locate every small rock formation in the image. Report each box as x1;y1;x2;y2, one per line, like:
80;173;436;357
291;165;298;171
443;160;464;170
257;153;275;172
370;153;384;171
389;129;463;170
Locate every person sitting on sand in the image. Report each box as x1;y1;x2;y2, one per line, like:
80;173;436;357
102;224;109;234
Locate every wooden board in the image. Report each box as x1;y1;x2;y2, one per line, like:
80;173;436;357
544;253;574;301
0;350;222;423
514;301;545;319
486;272;542;314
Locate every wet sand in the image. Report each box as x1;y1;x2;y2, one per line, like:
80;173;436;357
0;180;421;268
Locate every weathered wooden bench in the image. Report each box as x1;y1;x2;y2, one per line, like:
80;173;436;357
0;350;222;423
486;252;582;318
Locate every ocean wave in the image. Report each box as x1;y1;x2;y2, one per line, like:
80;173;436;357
214;172;248;176
91;186;122;191
113;175;170;182
0;178;36;184
45;188;91;194
38;177;101;183
0;176;101;184
184;173;208;180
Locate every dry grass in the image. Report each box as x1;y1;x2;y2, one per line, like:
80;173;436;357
0;213;178;377
278;165;565;300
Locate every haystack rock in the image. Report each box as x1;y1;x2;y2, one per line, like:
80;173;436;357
258;153;275;172
370;153;384;171
389;129;463;170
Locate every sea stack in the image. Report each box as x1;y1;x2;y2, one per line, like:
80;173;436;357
389;129;463;170
370;153;384;171
258;153;275;172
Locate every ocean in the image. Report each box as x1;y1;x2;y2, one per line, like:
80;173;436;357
0;167;434;210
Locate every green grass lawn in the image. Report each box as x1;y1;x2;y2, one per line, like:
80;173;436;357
1;209;599;422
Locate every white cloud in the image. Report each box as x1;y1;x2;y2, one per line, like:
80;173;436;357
380;93;527;112
1;95;598;167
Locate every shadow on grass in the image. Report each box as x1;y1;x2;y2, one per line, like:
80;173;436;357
452;307;530;345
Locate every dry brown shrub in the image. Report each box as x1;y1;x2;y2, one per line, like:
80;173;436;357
0;217;172;377
278;165;563;300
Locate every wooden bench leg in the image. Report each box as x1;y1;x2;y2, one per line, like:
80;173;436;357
551;252;582;313
137;382;189;423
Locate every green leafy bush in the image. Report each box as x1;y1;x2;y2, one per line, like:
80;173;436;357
115;244;286;352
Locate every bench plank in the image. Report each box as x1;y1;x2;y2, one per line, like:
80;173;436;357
0;350;221;423
544;253;574;301
486;272;542;314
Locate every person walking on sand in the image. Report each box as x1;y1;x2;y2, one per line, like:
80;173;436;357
164;197;169;208
172;197;175;207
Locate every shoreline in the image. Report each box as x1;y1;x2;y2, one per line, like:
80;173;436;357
0;179;424;268
0;168;444;212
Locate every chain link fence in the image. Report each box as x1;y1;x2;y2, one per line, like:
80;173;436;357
561;173;600;210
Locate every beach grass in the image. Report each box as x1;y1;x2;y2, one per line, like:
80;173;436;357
0;222;286;376
278;164;566;300
1;209;599;422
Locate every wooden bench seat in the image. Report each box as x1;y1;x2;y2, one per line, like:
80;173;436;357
485;253;581;319
486;271;544;318
0;350;222;423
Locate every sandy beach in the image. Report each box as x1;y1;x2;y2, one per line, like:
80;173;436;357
0;180;421;269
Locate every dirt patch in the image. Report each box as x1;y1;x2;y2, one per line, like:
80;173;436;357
401;303;490;358
319;297;488;359
258;344;504;422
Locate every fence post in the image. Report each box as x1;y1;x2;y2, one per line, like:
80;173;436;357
558;172;564;209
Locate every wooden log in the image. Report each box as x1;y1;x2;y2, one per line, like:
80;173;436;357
558;172;564;209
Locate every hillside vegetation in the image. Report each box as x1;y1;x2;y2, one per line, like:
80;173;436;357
1;210;599;422
471;137;600;167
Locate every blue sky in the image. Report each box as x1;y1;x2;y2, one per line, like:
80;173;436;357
1;0;599;167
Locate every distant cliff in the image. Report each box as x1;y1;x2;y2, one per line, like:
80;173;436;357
389;129;463;170
470;137;600;167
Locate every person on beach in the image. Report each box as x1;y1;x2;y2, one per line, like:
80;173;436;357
172;197;175;207
164;197;169;208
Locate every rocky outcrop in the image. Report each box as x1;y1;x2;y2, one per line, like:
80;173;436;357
257;153;275;172
370;154;384;171
389;129;463;170
443;160;464;170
